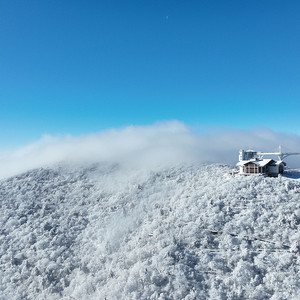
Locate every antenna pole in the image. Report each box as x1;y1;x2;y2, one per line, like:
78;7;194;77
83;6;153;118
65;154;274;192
279;145;282;161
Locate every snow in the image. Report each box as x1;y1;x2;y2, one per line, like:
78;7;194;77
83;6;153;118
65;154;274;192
1;163;300;299
237;159;274;167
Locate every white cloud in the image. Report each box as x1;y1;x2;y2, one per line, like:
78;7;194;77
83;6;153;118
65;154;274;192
1;121;300;179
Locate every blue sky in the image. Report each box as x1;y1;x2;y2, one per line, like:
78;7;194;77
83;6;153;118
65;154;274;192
1;0;300;148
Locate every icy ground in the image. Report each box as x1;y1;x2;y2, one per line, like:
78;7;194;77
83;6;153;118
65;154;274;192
1;163;300;300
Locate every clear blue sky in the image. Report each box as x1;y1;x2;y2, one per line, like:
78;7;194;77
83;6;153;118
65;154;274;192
1;0;300;148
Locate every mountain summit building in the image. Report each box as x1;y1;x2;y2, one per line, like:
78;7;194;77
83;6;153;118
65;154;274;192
237;147;300;177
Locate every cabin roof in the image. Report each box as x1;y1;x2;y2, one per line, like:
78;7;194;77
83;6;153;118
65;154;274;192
237;159;274;167
275;160;286;166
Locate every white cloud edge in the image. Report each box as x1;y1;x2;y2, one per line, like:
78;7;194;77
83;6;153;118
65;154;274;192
1;121;300;179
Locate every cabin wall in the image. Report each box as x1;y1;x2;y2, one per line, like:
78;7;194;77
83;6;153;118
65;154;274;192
268;165;278;175
239;163;283;177
243;163;266;174
268;164;284;177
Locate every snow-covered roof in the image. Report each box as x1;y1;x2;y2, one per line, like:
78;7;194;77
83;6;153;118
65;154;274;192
237;159;274;167
275;160;286;166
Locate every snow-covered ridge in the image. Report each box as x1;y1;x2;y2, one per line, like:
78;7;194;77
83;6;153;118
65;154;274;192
1;163;300;299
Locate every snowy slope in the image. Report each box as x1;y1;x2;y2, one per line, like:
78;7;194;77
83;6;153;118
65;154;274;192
1;163;300;299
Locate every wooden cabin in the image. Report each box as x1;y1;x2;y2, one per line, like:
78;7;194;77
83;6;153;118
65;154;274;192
237;158;285;177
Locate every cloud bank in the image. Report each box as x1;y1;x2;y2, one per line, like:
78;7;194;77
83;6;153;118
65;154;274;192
1;121;300;179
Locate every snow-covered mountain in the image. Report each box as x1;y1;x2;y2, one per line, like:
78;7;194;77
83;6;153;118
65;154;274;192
1;163;300;299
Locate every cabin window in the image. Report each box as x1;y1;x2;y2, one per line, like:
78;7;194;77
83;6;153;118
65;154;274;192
244;163;259;173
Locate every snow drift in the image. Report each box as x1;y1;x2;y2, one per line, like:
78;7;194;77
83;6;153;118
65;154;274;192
1;121;300;179
1;162;300;299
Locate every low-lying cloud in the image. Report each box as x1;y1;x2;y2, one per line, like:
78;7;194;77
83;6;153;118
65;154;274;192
1;121;300;179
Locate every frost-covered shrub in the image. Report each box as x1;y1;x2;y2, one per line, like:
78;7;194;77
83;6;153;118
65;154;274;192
1;163;300;299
